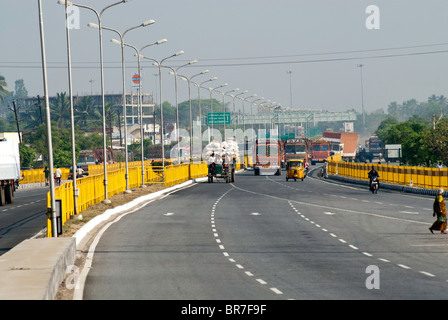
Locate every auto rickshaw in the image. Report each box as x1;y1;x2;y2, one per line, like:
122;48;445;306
285;159;306;181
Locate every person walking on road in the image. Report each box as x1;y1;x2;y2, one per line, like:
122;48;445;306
429;188;447;234
43;166;50;186
55;166;62;186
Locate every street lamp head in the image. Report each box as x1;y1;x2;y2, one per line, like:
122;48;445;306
175;51;184;57
57;0;73;5
111;38;121;45
210;77;218;81
142;19;155;27
156;39;168;45
189;59;198;65
201;70;210;75
123;0;132;3
87;22;100;29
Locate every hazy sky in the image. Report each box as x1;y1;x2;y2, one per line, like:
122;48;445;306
1;0;447;113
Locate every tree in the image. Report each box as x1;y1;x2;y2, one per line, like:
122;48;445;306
74;96;101;129
51;92;70;129
14;79;28;99
0;74;9;101
426;117;448;165
378;116;433;165
19;144;36;168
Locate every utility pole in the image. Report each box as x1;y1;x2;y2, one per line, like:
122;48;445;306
357;64;365;128
117;109;123;147
11;100;21;143
287;70;293;109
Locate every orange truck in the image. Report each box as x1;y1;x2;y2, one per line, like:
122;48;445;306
254;138;281;176
322;131;358;161
310;139;331;165
284;138;310;163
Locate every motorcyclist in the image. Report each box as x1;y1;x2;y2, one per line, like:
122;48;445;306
368;166;380;193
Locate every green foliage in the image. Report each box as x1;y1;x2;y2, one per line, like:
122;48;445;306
14;79;28;99
128;139;153;161
376;116;436;166
426;117;448;165
19;144;36;168
0;74;9;102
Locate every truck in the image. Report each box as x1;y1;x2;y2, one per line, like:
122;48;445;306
253;138;281;176
206;139;239;183
284;138;310;163
367;135;384;159
322;131;358;161
0;140;21;206
310;139;331;165
76;148;115;176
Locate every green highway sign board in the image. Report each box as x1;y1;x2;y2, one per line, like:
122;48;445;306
207;112;231;125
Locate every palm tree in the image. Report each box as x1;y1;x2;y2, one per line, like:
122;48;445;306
74;96;101;129
0;74;9;101
51;92;70;129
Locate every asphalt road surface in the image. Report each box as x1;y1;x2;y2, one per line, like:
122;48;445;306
0;186;48;255
81;167;448;300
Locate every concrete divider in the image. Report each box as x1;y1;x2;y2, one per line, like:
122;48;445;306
0;237;76;300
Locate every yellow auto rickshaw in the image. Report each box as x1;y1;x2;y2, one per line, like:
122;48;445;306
285;159;306;181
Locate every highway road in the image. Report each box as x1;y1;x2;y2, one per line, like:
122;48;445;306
0;186;48;255
80;167;448;300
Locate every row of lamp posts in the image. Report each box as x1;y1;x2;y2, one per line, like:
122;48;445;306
38;0;280;237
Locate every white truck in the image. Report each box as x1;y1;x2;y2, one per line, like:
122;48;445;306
0;140;21;205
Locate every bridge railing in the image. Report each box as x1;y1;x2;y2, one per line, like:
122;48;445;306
45;161;212;238
327;160;448;190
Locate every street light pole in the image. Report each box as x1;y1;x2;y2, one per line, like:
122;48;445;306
287;70;293;109
178;70;209;163
92;20;155;193
61;0;78;215
165;60;199;164
61;0;130;204
357;64;365;128
38;0;57;237
140;51;185;181
120;42;145;187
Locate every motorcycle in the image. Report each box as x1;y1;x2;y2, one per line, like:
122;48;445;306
370;177;379;194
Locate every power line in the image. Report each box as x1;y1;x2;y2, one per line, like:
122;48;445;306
1;45;448;69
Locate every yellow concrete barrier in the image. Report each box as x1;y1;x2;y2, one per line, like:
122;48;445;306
327;160;448;191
